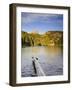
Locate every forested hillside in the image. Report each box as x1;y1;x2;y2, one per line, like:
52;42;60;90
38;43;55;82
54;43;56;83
21;31;63;47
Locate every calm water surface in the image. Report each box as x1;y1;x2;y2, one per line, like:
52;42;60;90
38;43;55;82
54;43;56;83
21;46;63;77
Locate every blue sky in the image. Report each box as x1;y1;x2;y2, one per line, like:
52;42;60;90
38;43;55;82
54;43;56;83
21;12;63;34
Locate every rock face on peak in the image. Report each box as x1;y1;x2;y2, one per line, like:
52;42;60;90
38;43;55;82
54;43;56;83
21;31;63;47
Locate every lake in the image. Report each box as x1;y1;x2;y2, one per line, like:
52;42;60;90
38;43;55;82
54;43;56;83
21;46;63;77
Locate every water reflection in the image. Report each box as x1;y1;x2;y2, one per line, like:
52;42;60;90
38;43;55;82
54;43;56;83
21;46;63;77
44;46;63;56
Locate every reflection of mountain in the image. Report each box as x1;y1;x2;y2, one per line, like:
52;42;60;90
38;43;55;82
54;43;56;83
21;31;63;47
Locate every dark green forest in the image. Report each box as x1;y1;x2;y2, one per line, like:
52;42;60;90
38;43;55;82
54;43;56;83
21;31;63;47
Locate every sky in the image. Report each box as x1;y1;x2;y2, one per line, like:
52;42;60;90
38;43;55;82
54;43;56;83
21;12;63;34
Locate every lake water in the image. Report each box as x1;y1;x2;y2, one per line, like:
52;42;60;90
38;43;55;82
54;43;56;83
21;46;63;77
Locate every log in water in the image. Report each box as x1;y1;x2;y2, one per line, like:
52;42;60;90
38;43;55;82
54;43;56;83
32;57;46;76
